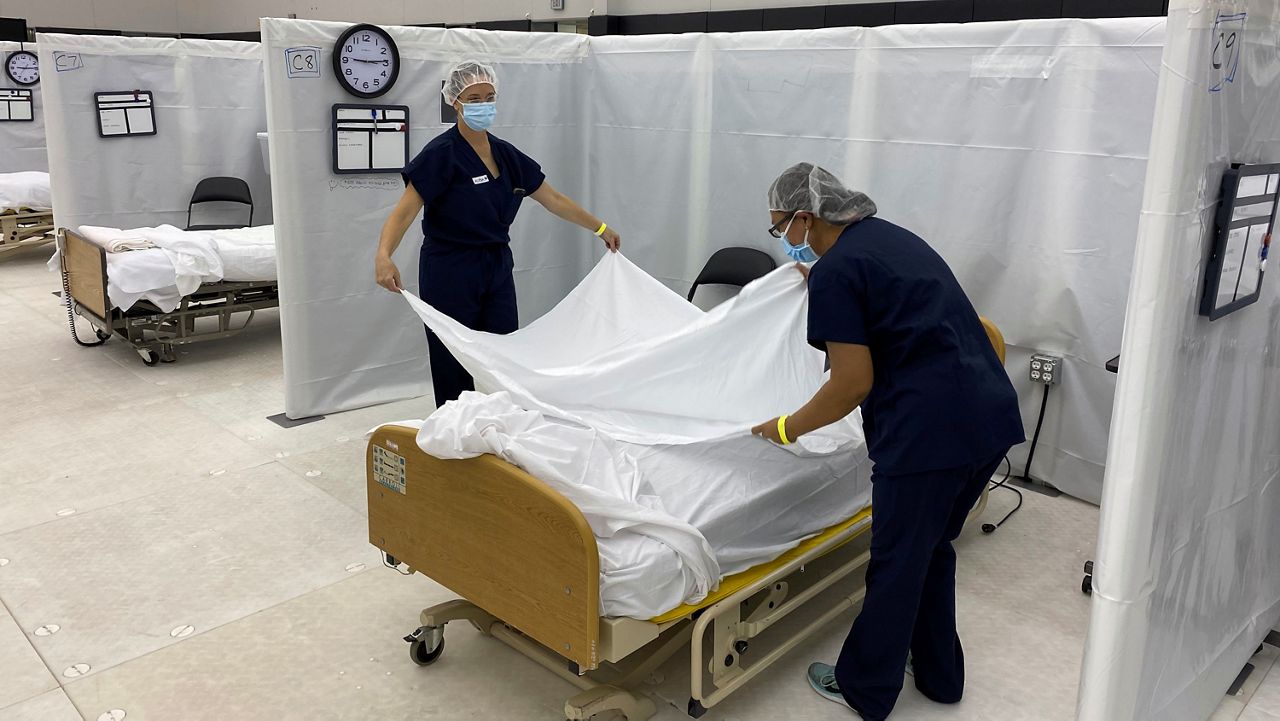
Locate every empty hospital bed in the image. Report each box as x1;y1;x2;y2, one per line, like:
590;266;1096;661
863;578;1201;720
366;319;1008;720
56;224;277;364
0;171;54;257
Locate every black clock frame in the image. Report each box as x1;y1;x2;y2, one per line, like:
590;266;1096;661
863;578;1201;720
332;23;400;100
5;51;39;87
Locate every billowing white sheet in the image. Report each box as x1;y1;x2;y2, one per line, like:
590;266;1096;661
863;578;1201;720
51;224;276;312
403;253;835;447
0;171;52;210
392;253;869;616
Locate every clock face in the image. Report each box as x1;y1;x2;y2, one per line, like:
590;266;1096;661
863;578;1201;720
6;51;39;86
333;24;399;99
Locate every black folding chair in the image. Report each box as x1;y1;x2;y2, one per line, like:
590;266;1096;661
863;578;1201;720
186;176;253;231
686;247;777;302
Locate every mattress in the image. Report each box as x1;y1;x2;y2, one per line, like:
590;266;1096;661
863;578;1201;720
600;434;870;619
0;171;52;210
55;224;276;313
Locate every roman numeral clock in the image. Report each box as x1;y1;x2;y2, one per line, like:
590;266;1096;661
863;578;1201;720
332;23;400;99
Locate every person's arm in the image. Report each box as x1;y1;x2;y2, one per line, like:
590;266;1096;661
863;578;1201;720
375;185;425;292
751;342;873;443
529;182;621;252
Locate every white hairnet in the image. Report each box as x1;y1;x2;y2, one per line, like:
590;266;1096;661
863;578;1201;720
442;60;499;105
768;162;877;225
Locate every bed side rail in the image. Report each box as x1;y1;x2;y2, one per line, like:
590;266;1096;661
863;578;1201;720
366;425;602;671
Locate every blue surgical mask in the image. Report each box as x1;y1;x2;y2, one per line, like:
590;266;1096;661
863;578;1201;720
779;218;820;263
461;101;497;132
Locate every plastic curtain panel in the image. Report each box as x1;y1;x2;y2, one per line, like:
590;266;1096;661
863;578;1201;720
267;17;1161;504
584;19;1163;503
1079;2;1280;719
261;18;591;419
36;34;270;231
0;41;47;172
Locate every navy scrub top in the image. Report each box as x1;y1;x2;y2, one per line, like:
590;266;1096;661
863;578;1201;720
401;125;546;246
806;217;1025;476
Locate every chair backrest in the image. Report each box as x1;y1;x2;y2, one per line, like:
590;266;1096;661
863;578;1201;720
687;247;778;302
187;176;253;229
979;317;1006;365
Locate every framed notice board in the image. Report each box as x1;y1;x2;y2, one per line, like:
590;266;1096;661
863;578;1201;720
95;90;156;138
0;88;33;121
1200;163;1278;320
331;103;410;174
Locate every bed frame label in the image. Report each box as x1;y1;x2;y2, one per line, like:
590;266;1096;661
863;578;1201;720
373;445;406;495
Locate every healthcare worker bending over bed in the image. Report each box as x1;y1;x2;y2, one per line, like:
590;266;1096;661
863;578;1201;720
375;61;621;407
751;163;1024;721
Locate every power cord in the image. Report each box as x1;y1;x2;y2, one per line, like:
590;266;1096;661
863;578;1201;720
60;256;108;348
982;382;1052;534
982;456;1022;534
1019;384;1052;483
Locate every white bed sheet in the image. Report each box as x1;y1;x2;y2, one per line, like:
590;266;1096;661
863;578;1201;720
51;224;276;312
602;432;870;619
0;171;52;210
391;390;871;620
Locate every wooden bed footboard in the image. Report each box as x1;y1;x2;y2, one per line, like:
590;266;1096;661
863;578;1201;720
60;229;110;323
366;425;603;671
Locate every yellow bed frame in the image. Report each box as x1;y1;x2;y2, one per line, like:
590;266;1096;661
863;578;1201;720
0;207;55;257
365;319;1007;720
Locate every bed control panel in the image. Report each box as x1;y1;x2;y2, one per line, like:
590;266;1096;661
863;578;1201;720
373;445;407;495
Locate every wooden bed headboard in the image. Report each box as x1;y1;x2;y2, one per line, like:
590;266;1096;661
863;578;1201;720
60;229;110;323
366;425;603;671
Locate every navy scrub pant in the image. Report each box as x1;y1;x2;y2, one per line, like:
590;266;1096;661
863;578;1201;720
419;241;517;408
835;450;1007;720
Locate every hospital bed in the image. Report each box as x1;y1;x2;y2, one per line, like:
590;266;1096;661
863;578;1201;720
366;320;1008;720
0;172;55;257
56;226;278;365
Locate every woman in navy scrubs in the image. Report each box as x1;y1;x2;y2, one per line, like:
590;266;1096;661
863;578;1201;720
375;61;620;407
751;163;1024;720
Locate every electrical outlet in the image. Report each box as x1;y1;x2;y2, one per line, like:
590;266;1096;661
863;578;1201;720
1030;354;1062;385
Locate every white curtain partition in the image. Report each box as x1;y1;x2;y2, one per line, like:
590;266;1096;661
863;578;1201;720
263;18;1163;504
262;19;592;420
36;34;270;231
0;41;47;172
1080;1;1280;719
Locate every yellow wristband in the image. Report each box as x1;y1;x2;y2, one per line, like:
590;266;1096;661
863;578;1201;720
778;415;792;445
594;222;608;237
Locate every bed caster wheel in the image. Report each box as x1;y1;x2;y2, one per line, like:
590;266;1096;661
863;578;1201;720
139;349;160;366
94;329;111;341
688;698;708;718
406;625;445;666
1084;560;1094;574
1082;575;1093;595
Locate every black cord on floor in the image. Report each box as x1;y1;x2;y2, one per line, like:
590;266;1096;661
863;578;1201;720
982;456;1023;534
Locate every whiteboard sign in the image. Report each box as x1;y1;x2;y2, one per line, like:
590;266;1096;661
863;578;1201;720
331;104;410;175
1200;162;1278;320
1210;12;1246;92
285;46;321;78
0;88;33;122
52;51;83;73
95;91;156;138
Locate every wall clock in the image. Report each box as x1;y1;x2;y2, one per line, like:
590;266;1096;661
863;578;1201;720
332;24;399;99
5;50;39;86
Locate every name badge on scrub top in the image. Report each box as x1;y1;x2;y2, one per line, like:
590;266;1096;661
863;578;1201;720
472;175;490;185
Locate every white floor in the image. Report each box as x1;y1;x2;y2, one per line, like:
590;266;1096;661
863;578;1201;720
0;248;1271;721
